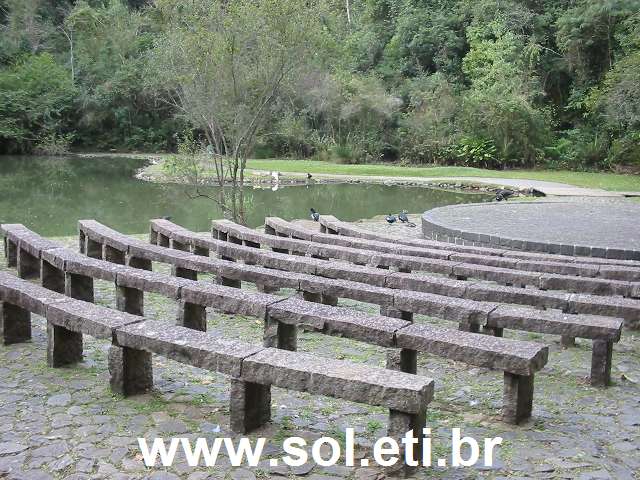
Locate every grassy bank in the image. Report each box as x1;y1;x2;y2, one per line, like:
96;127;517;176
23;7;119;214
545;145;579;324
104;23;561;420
136;155;640;192
245;159;639;192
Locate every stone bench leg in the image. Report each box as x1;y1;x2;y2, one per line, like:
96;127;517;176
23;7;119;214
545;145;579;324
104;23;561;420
590;339;613;387
193;246;210;257
257;284;280;294
171;266;198;280
301;291;338;306
41;260;65;294
561;335;576;348
17;248;40;279
482;326;504;337
217;275;241;288
244;240;260;249
116;286;144;316
177;301;207;331
4;238;18;267
170;239;189;251
229;378;271;433
79;230;86;254
108;345;153;396
65;273;94;302
157;234;170;248
321;294;338;306
264;316;297;351
213;230;226;241
85;237;102;259
1;302;31;345
104;244;126;265
386;349;418;374
387;408;426;476
503;372;534;424
319;225;326;233
149;227;158;245
380;305;413;322
126;255;152;271
459;322;480;333
47;322;83;367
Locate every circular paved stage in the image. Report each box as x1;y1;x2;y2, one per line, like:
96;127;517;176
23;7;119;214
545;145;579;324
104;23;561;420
422;199;640;260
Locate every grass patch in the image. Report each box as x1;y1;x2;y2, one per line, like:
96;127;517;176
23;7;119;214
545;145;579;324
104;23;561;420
243;159;639;192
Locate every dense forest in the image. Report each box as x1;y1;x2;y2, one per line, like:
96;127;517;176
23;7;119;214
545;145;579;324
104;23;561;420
1;0;639;171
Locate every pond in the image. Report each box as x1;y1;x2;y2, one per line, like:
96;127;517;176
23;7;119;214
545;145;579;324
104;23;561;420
0;156;490;237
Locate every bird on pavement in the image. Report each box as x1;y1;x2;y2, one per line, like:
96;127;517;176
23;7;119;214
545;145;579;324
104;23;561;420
307;173;313;180
495;189;515;201
398;210;417;227
310;208;320;222
386;213;397;224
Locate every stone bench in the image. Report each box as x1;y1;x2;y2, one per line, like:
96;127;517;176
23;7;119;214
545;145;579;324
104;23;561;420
5;224;556;422
212;219;640;309
318;215;640;275
5;223;619;392
151;219;640;327
271;217;640;283
79;222;626;356
216;219;640;299
0;272;433;457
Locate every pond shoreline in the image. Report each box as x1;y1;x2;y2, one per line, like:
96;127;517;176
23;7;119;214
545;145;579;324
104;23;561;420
126;154;529;197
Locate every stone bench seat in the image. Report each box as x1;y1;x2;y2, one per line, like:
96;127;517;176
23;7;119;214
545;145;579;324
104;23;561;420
8;223;623;394
217;219;640;299
0;272;433;456
273;216;640;282
82;221;626;346
5;225;557;422
116;321;432;414
0;271;69;321
318;215;640;275
148;219;640;328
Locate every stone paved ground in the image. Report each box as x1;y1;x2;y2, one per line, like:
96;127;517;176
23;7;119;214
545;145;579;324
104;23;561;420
1;234;639;480
421;199;640;257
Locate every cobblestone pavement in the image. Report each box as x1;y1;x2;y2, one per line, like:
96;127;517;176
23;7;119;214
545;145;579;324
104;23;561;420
1;234;639;480
420;199;640;257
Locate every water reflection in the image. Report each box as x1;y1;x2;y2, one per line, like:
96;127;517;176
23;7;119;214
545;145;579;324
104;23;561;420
0;156;490;236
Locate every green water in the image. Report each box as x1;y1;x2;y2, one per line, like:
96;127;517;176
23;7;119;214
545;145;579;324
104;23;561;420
0;156;490;236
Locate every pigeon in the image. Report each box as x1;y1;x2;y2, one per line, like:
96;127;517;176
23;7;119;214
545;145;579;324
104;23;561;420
310;208;320;221
386;214;397;224
398;210;417;227
495;189;515;201
307;173;313;180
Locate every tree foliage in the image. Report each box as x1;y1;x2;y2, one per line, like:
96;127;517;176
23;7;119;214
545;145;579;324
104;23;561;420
0;0;638;170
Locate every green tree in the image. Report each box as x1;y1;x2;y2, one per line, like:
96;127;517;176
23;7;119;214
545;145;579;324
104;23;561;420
148;0;331;186
0;53;76;153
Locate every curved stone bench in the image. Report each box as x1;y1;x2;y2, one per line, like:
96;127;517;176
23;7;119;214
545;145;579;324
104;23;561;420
269;217;640;282
0;271;432;456
84;219;621;391
212;219;640;300
149;219;640;329
3;224;555;423
78;221;623;364
318;215;640;273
